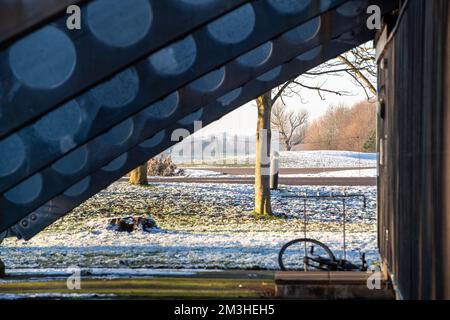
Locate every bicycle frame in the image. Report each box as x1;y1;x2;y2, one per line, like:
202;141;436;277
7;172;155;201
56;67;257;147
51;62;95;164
281;193;367;261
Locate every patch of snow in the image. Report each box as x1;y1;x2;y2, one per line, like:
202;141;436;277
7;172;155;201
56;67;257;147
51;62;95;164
4;268;221;278
278;151;376;168
281;169;377;178
0;293;116;300
181;169;225;177
1;182;377;271
147;169;225;178
183;150;377;168
1;231;377;271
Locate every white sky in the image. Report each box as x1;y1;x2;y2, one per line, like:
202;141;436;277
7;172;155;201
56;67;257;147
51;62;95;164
197;70;373;137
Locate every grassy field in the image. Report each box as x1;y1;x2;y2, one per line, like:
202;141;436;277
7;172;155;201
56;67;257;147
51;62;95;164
1;182;377;270
0;271;275;299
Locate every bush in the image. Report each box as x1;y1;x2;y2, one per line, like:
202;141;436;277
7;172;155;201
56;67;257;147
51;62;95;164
147;155;184;177
363;129;377;152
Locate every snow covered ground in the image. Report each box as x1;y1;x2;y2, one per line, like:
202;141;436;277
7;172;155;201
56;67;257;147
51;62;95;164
279;151;377;168
1;181;377;272
181;169;225;177
0;293;117;300
282;168;377;178
178;150;377;168
178;168;377;178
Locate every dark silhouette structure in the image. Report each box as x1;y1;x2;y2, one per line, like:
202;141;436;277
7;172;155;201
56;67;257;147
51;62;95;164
0;0;448;299
377;0;450;299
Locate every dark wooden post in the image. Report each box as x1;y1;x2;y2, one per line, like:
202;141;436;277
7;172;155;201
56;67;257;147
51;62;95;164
270;151;280;190
0;258;5;278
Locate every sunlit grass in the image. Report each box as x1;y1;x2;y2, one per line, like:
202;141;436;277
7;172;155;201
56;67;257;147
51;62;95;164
0;277;275;299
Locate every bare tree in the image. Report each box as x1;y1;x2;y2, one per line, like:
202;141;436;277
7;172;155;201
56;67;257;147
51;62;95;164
271;101;309;151
253;42;377;217
275;42;377;105
339;43;377;97
254;92;273;217
305;104;352;150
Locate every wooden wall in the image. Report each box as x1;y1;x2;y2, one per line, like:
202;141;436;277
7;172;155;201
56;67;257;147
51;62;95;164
377;0;450;299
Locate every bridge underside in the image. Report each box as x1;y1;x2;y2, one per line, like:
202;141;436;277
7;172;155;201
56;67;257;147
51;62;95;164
4;0;450;301
0;0;395;241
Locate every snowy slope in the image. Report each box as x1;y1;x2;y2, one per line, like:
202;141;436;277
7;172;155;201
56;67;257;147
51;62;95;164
178;150;377;168
282;168;377;178
279;151;377;168
1;182;378;271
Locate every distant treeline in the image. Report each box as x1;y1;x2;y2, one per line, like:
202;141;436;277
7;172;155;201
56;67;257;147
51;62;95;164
304;100;376;152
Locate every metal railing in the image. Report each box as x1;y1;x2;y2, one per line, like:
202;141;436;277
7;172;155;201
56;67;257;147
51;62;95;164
281;193;368;260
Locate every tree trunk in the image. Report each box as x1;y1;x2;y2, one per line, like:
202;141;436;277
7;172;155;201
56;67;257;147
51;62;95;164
129;163;148;185
254;91;273;217
285;141;291;151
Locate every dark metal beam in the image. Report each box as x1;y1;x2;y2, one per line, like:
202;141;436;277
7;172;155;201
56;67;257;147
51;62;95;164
0;1;386;196
0;0;88;45
0;1;393;232
0;0;349;141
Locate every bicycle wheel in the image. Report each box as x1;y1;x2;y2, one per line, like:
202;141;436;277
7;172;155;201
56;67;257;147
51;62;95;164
278;238;337;271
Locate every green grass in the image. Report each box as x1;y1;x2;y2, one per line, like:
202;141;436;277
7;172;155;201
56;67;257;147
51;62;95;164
251;211;281;221
0;277;275;299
